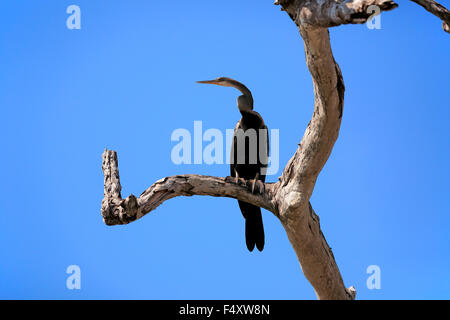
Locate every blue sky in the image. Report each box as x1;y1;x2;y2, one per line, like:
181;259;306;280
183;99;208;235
0;0;448;299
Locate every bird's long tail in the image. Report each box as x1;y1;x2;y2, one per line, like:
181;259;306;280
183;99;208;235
238;201;265;252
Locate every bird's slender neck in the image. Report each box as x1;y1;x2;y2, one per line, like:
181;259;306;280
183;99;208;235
238;88;253;106
237;95;253;114
226;79;254;110
197;77;254;112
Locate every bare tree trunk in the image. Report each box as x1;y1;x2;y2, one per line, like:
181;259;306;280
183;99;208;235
100;0;444;299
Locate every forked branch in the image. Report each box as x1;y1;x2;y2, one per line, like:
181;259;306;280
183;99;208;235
100;0;404;300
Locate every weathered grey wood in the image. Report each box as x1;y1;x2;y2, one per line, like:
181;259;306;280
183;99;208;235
101;149;279;226
269;0;395;299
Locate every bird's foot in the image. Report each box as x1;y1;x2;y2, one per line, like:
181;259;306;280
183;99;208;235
225;176;246;186
251;179;265;195
235;169;246;186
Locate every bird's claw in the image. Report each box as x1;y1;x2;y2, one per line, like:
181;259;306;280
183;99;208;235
226;175;264;194
226;175;246;186
251;179;265;195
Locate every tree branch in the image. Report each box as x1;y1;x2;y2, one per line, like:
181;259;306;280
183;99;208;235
101;149;352;299
276;0;398;28
411;0;450;33
101;149;279;226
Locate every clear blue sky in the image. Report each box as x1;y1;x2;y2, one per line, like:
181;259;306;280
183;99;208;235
0;0;448;299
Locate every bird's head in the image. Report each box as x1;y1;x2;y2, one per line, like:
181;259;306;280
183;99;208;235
196;77;253;111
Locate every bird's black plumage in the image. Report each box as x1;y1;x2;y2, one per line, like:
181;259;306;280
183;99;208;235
197;77;269;252
230;111;269;251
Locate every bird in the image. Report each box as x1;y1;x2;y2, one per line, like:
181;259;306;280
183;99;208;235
197;77;269;252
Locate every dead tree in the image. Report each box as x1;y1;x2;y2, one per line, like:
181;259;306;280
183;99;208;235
101;0;449;300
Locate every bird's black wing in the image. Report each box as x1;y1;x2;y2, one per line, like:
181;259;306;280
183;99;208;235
230;113;267;252
230;120;242;177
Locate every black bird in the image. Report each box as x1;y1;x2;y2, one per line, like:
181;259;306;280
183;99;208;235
197;77;269;251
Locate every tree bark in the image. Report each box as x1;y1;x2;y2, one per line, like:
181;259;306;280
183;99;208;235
275;0;398;27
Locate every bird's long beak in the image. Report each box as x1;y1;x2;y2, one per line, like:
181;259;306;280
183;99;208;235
196;80;221;85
